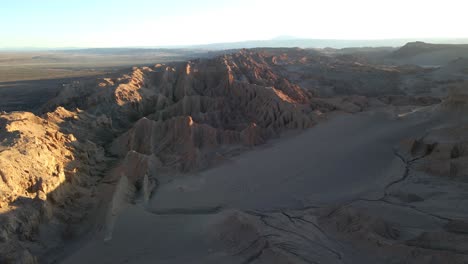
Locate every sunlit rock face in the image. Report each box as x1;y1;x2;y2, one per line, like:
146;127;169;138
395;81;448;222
45;50;318;172
0;109;109;263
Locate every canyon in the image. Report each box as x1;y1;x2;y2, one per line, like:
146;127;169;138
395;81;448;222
1;44;468;263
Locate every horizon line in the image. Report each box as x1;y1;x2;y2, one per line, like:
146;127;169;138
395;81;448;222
2;37;468;51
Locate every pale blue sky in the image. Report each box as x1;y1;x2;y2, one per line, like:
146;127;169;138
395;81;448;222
1;0;467;48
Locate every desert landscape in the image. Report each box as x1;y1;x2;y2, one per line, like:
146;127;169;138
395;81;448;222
0;49;213;112
1;39;468;264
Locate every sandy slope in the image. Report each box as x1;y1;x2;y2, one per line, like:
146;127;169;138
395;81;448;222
61;108;441;264
150;111;433;211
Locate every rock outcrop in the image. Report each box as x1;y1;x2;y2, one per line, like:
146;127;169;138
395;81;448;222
402;87;468;180
45;51;318;172
0;110;109;263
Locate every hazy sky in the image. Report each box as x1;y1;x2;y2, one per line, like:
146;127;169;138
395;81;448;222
1;0;467;48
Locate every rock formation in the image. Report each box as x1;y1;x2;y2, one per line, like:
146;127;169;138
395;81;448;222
45;50;319;173
0;47;451;263
389;41;468;65
0;109;109;263
0;49;320;262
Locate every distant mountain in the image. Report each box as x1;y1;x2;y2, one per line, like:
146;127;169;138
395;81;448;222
392;42;468;58
183;38;468;50
4;38;468;52
389;41;468;66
